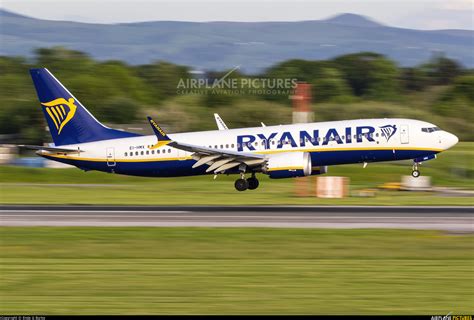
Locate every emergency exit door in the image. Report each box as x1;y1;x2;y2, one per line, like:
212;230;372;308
106;147;116;166
400;125;409;144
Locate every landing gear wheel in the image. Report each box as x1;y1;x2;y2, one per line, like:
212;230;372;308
247;177;259;190
412;170;420;178
234;178;249;191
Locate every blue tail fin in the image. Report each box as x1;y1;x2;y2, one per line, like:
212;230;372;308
29;68;140;146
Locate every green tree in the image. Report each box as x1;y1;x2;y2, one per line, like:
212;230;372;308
34;47;94;75
433;75;474;124
421;55;463;85
400;67;428;91
332;52;400;100
101;97;140;123
311;68;352;102
136;61;190;100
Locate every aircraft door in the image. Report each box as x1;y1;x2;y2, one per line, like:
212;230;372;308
106;147;116;166
400;125;409;144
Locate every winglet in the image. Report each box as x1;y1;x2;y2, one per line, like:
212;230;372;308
214;113;229;130
147;116;172;149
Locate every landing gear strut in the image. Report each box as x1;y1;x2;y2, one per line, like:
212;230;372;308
234;172;248;191
412;162;420;178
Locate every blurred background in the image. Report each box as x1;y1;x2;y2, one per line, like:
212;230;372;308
0;0;473;315
0;4;472;203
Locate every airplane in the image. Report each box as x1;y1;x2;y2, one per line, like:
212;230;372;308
22;68;459;191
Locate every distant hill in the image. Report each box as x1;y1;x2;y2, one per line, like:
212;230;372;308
0;9;472;72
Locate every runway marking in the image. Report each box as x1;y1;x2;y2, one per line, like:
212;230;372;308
1;208;472;231
0;214;471;219
0;210;192;214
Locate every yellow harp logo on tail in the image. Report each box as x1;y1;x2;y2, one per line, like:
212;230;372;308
41;98;77;134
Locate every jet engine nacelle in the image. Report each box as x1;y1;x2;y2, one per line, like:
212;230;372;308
264;152;313;179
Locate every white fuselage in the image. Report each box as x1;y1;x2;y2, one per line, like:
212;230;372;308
42;118;458;177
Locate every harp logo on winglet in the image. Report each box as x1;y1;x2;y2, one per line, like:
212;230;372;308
41;98;77;134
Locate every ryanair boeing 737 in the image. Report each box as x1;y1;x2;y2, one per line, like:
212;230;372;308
22;68;459;191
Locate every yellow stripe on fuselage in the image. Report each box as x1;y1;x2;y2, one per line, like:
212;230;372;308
45;154;194;162
255;146;444;155
43;146;443;163
267;166;303;171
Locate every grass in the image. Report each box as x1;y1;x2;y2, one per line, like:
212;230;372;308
0;142;472;205
0;227;472;314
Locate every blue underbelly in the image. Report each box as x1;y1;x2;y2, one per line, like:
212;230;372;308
44;148;439;177
310;149;438;166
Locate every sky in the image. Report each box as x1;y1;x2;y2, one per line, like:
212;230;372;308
1;0;473;30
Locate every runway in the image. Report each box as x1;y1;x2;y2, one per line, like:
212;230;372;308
1;205;472;231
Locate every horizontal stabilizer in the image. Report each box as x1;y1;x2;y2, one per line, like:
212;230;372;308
19;145;83;153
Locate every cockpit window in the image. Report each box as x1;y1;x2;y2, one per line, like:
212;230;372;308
421;127;441;133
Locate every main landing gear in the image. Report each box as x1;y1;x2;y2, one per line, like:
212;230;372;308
234;173;260;191
412;162;421;178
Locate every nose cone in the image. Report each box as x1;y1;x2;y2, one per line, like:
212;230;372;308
443;132;459;150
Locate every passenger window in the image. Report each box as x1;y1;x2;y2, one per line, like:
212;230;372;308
141;151;144;155
168;149;171;153
146;150;149;155
124;152;128;157
135;151;138;156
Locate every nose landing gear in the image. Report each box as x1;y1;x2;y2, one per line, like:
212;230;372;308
412;162;420;178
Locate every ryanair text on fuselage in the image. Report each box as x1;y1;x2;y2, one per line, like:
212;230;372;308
237;125;392;151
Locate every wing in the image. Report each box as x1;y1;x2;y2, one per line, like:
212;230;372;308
147;116;264;174
19;145;83;153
